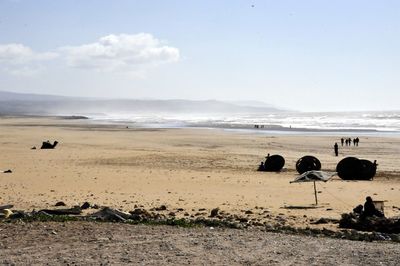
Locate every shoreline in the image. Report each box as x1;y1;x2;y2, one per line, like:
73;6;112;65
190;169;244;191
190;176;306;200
1;114;400;137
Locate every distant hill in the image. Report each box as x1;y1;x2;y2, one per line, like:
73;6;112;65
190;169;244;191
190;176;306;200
0;91;284;116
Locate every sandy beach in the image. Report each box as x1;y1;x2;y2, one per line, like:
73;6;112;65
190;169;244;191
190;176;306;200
1;116;400;264
1;116;399;228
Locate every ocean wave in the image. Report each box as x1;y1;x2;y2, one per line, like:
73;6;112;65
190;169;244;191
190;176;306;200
86;111;400;133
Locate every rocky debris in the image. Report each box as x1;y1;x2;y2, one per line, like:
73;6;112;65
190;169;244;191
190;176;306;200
339;212;400;234
0;205;14;210
55;201;67;207
81;202;91;210
90;207;131;222
2;203;400;242
210;208;219;218
0;209;13;218
39;206;82;216
129;208;156;221
3;169;12;173
153;205;167;211
310;217;340;225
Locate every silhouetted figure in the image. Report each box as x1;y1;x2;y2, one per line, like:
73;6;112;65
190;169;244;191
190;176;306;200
341;138;344;146
353;204;363;215
362;196;384;218
348;138;352;146
40;140;59;149
257;162;265;171
334;142;339;156
371;160;378;180
345;139;349;146
355;137;359;146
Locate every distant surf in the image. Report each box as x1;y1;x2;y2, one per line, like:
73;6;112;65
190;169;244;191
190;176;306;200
85;111;400;136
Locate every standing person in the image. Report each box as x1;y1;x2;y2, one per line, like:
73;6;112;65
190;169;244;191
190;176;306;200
355;137;359;146
348;138;352;146
334;142;339;156
341;138;344;146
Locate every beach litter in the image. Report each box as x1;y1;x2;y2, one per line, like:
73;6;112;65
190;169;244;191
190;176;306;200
336;157;377;180
257;154;285;172
296;155;321;174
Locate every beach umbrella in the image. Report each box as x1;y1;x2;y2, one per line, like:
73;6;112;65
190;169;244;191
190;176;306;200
290;170;336;205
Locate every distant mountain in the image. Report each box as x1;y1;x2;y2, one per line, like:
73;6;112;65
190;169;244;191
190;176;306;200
228;100;276;108
0;91;284;116
0;90;68;101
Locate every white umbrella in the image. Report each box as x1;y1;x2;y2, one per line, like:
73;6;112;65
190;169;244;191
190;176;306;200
290;170;336;205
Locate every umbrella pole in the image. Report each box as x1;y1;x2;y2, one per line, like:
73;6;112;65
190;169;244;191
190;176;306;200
313;181;318;205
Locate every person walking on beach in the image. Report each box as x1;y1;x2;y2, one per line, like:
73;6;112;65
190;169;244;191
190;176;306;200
334;142;339;156
341;138;344;146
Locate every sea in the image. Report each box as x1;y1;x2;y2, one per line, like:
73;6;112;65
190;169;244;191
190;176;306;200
86;110;400;136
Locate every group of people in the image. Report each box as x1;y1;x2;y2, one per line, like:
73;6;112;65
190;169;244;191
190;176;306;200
341;137;360;146
333;137;361;156
353;196;384;219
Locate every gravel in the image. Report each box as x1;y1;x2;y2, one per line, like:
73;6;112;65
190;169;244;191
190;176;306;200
0;221;399;265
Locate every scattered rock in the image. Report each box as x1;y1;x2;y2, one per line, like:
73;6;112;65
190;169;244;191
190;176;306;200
90;207;130;222
210;208;219;217
0;209;13;219
311;218;329;224
155;205;167;211
3;169;12;173
0;205;14;210
81;202;91;210
40;206;82;216
55;201;67;207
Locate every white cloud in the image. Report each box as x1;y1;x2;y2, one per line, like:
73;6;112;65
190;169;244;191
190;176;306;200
61;33;180;72
0;43;57;75
0;33;180;76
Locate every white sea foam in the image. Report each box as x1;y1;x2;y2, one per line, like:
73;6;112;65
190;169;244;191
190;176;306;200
87;111;400;135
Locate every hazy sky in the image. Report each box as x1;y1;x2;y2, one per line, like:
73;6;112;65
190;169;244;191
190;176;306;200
0;0;399;111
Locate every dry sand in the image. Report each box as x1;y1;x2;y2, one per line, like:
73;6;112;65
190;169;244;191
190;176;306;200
1;116;400;229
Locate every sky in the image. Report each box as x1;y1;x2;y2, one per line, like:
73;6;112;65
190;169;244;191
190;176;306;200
0;0;399;111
